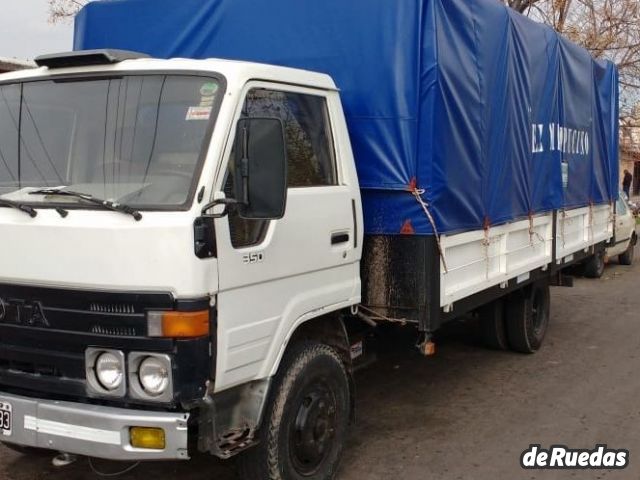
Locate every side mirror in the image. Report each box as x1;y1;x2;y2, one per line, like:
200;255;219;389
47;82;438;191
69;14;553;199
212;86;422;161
234;117;288;220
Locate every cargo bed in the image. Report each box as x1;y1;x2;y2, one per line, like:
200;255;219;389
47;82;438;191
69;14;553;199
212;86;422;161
363;203;613;332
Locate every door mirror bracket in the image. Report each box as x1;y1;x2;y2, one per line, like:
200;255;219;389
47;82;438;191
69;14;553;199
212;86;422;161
201;198;240;219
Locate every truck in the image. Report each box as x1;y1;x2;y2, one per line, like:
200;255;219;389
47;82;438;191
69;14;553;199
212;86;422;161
0;0;619;478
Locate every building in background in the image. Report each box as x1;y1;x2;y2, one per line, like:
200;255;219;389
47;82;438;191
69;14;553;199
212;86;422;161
0;57;35;74
620;104;640;197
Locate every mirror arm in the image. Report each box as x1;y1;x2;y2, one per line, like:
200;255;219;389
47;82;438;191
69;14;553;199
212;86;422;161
201;198;240;218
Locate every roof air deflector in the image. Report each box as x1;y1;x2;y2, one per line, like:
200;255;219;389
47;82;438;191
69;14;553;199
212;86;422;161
35;50;150;69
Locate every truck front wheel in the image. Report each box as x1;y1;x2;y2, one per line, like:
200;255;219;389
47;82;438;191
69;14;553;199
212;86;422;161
237;342;350;480
505;282;550;354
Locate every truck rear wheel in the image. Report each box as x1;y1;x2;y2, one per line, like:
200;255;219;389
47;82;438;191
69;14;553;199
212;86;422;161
237;342;350;480
505;282;550;354
478;299;508;350
583;250;605;278
619;237;636;266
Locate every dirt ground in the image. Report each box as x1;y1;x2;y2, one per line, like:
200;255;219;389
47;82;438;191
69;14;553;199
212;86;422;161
1;249;639;480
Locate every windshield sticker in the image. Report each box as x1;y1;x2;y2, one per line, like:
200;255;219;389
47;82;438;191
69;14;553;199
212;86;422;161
199;82;219;108
186;106;212;121
200;82;218;97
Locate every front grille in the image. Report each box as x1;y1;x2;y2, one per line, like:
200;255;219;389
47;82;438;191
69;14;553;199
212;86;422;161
0;359;60;377
90;325;137;336
89;303;136;314
0;323;210;406
0;284;173;400
0;284;211;406
0;284;165;337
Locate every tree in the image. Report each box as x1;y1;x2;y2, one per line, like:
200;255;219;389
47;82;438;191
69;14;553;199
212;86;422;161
49;0;89;23
506;0;543;14
506;0;640;116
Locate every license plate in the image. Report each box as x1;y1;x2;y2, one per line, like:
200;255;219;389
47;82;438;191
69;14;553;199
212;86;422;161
0;402;11;436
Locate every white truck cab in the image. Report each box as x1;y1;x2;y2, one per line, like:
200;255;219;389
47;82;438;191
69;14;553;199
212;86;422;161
0;51;362;470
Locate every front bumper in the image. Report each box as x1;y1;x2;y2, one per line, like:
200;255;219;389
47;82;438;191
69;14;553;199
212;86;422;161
0;392;190;461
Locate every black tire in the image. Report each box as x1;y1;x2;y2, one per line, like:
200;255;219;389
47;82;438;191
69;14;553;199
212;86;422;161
478;299;508;350
583;251;605;278
505;282;550;354
619;238;635;266
237;342;351;480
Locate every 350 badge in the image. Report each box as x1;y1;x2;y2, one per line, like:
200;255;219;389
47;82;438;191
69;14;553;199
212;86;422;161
243;252;265;265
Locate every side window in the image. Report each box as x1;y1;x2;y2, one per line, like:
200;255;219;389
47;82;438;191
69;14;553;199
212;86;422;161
226;88;337;249
243;89;337;187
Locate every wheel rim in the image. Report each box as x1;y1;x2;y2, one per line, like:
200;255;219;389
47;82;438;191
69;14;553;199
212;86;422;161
289;380;338;476
531;289;547;337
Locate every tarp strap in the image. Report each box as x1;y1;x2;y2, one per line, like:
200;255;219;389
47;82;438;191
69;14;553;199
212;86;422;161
609;200;615;226
358;304;409;325
560;210;567;248
411;188;449;273
482;225;491;280
588;202;594;245
528;213;545;246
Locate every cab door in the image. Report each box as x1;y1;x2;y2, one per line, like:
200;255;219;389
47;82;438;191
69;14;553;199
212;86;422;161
617;196;629;235
213;83;359;391
610;194;634;257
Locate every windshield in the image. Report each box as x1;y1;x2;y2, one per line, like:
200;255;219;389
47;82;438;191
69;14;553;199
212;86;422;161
0;74;221;209
617;195;628;216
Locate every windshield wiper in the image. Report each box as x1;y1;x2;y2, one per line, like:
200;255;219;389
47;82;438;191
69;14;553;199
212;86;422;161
0;198;38;218
29;188;142;221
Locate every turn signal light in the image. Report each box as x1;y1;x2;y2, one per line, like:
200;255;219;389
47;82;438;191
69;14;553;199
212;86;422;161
147;310;210;338
130;427;166;450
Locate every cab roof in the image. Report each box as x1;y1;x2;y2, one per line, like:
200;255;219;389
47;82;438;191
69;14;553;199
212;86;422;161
0;54;339;92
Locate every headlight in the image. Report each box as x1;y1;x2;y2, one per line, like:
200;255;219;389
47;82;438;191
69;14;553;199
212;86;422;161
85;348;126;397
96;352;125;391
128;353;173;402
138;357;170;396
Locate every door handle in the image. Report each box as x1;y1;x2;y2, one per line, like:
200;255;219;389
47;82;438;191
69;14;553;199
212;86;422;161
331;232;350;245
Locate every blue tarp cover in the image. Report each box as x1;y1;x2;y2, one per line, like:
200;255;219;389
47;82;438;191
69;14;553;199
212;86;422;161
75;0;619;235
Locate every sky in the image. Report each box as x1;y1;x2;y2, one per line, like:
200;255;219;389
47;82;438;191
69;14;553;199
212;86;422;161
0;0;75;60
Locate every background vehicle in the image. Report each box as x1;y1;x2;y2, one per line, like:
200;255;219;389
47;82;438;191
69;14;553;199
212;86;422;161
581;193;637;278
0;1;620;479
607;193;637;266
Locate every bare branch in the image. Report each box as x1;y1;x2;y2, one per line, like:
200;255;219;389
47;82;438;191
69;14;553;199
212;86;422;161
48;0;89;23
507;0;640;125
504;0;544;14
